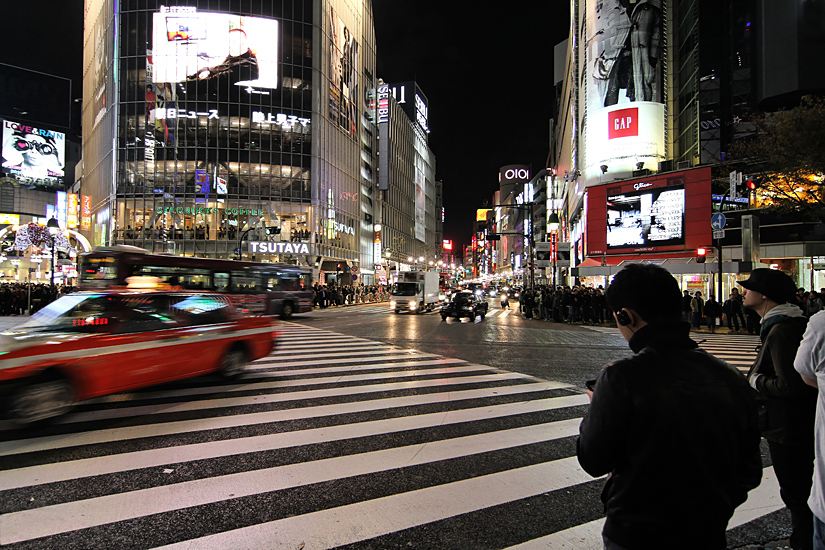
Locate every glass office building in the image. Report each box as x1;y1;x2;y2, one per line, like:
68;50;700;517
83;0;378;277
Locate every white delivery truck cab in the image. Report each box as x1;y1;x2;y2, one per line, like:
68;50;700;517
390;271;440;313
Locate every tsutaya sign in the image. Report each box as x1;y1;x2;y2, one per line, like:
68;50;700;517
249;241;310;254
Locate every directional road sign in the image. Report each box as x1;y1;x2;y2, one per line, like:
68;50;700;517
711;213;726;231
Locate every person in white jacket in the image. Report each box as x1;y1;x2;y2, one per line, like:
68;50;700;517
794;310;825;550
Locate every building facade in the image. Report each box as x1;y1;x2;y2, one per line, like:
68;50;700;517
548;0;825;296
374;80;440;281
82;0;403;285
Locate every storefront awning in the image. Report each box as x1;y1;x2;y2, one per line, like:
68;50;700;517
572;255;757;277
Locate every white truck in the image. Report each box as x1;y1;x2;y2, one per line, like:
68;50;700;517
390;271;440;313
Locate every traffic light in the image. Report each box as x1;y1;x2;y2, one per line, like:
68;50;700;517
265;226;281;235
745;177;757;192
697;247;707;263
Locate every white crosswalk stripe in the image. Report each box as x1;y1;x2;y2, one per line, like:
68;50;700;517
0;323;781;548
586;325;761;373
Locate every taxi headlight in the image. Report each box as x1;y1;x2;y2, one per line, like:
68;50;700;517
409;300;418;310
389;300;397;309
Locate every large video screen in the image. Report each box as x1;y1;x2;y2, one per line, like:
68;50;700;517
152;9;279;89
606;186;685;249
1;119;65;189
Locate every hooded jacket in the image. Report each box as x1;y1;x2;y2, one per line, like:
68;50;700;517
578;321;762;549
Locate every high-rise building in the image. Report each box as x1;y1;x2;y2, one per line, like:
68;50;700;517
82;0;386;283
550;0;825;293
373;80;440;282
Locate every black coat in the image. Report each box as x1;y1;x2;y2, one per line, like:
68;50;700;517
578;321;762;549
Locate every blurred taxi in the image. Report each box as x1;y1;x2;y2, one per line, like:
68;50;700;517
0;283;277;424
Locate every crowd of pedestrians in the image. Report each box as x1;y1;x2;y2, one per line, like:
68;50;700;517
0;282;72;315
515;285;609;324
310;282;388;308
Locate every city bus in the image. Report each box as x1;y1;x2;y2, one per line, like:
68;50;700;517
77;246;313;319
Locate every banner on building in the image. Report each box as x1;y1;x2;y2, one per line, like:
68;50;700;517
67;193;79;228
583;0;665;183
81;195;92;230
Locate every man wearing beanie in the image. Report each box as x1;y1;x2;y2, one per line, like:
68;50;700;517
740;268;817;550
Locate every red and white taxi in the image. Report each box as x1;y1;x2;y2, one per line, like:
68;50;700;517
0;288;278;423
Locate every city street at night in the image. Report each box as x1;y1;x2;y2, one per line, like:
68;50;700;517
0;301;793;549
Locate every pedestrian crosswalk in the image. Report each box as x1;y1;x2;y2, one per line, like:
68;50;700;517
586;325;761;373
311;303;520;318
0;323;780;549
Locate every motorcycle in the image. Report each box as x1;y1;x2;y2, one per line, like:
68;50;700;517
500;293;509;309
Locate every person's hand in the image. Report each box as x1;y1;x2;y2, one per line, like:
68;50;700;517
586;389;594;402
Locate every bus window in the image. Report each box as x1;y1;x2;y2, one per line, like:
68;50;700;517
267;277;282;291
231;271;262;292
214;272;230;292
280;273;300;291
80;256;118;280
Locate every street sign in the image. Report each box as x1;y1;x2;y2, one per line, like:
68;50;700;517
351;264;359;273
351;274;358;281
711;213;726;230
713;230;725;239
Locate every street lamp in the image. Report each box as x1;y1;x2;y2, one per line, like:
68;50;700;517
47;218;60;287
547;212;560;289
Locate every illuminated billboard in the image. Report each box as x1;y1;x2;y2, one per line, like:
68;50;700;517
606;185;685;249
1;119;65;189
583;0;665;182
152;7;279;90
329;7;358;137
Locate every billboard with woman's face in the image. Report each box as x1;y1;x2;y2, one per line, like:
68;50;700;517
1;119;65;189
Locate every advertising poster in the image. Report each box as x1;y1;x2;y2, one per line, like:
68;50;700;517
194;169;209;193
415;166;425;242
583;0;664;180
1;119;65;189
81;195;92;230
67;194;79;229
606;185;685;249
152;8;279;90
535;242;553;268
56;191;68;229
329;8;358;137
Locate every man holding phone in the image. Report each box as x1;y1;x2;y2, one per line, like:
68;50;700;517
577;263;762;550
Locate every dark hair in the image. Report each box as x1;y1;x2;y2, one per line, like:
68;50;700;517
605;263;682;323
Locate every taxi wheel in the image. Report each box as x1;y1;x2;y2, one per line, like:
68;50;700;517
218;349;248;379
9;378;74;424
280;302;294;320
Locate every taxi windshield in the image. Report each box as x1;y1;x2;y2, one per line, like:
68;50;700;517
18;294;112;331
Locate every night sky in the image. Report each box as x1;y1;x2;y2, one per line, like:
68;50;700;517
374;2;570;252
1;0;571;254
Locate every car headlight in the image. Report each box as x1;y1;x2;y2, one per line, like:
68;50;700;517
389;300;397;309
409;300;418;310
475;290;482;295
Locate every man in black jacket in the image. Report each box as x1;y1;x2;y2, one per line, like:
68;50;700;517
740;269;817;550
578;263;762;550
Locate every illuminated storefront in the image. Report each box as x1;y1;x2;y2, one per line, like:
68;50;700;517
82;0;378;278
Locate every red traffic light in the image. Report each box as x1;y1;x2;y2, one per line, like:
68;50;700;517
745;178;756;191
697;247;707;263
